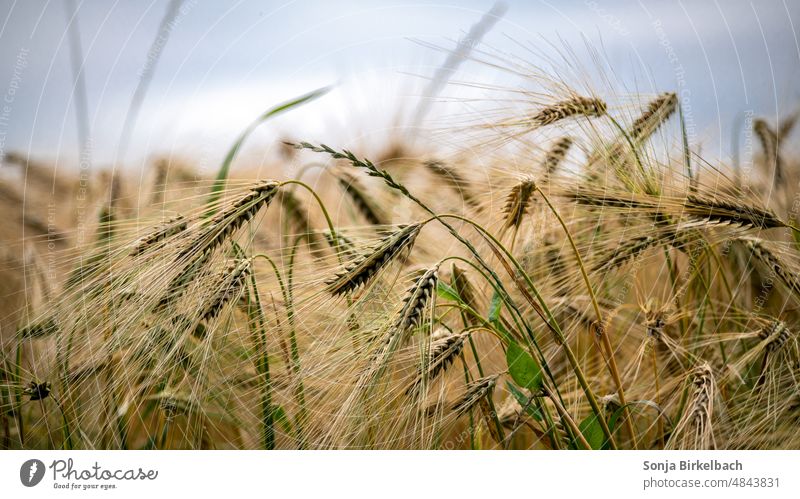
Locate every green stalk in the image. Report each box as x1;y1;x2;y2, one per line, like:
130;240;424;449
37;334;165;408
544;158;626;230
232;243;275;449
535;187;637;447
204;88;329;219
247;279;275;449
252;253;307;449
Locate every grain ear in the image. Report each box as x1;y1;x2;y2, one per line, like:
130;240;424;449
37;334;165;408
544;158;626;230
325;223;422;295
529;96;607;128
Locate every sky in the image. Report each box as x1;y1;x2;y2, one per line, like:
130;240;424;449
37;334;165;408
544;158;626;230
0;0;797;174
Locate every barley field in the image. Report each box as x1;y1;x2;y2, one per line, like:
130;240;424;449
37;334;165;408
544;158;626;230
1;2;799;451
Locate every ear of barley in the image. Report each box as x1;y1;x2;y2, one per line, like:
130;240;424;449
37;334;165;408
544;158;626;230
585;93;676;179
529;96;607;128
645;311;667;342
393;264;439;332
629;92;678;143
380;265;439;351
761;321;791;354
323;230;358;258
542;137;573;178
502;178;536;230
778;112;798;141
278;190;319;248
150;159;168;204
753;320;793;388
595;235;658;272
425;160;479;208
683;195;785;230
564;185;785;236
18;316;59;339
336;171;386;226
567;188;785;230
741;238;800;298
668;364;715;450
325;223;422;295
451;374;499;417
758;320;783;341
451;264;479;318
753;118;783;185
157;249;214;311
200;259;251;322
594;228;681;272
562;188;657;210
407;329;468;394
131;215;187;256
179;180;279;259
366;264;440;384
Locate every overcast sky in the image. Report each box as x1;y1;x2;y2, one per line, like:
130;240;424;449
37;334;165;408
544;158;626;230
0;0;797;172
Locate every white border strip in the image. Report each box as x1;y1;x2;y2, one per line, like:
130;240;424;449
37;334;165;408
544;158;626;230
2;450;797;497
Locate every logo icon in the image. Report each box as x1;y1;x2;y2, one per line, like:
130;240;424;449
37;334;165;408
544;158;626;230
20;459;45;487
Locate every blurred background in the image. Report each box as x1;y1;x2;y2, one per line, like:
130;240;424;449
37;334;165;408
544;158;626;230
0;0;797;174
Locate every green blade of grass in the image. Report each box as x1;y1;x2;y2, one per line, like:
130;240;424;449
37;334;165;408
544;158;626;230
506;341;542;391
578;414;606;450
204;86;330;218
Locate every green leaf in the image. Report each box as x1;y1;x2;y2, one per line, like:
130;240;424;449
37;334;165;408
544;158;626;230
579;414;606;450
204;86;330;218
436;281;462;303
493;320;514;344
488;291;502;324
505;381;542;421
505;341;542;391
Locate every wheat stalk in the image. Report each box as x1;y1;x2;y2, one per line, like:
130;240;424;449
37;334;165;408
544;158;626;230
741;237;800;298
179;180;279;259
542;137;573;178
358;264;440;392
629;92;678;142
761;321;791;354
528;96;607;127
451;374;499;417
425;160;480;208
131;215;187;256
325;223;422;295
278;190;320;248
502;178;536;230
668;364;715;450
199;259;251;322
754;118;782;184
565;188;787;230
336;171;386;226
451;264;480;322
778;112;798;141
407;329;468;394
